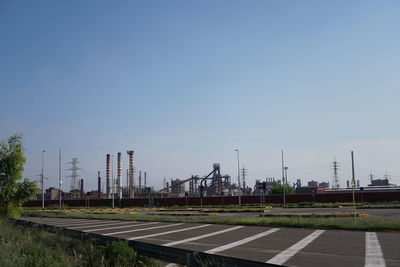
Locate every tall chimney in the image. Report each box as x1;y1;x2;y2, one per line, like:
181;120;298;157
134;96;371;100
80;178;84;198
139;171;142;189
98;171;101;198
127;150;134;198
144;172;147;187
106;154;111;198
117;152;122;199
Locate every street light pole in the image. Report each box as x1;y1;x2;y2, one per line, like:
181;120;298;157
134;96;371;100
235;149;241;206
284;166;288;205
59;149;62;210
111;154;115;209
351;151;356;222
41;150;45;209
281;150;285;207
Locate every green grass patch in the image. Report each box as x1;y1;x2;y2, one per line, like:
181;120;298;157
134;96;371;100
260;212;367;218
23;210;400;232
0;219;160;267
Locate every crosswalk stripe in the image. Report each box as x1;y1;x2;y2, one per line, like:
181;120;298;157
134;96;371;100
127;224;210;240
163;226;244;247
83;222;159;232
266;229;325;265
102;223;184;236
205;228;280;254
365;232;386;267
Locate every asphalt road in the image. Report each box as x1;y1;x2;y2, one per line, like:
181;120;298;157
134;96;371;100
22;217;400;267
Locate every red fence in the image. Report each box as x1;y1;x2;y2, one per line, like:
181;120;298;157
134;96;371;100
23;191;400;208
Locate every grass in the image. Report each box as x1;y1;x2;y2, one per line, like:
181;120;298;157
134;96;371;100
259;212;368;218
0;219;160;267
22;210;400;232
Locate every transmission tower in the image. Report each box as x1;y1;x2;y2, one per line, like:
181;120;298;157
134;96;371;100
66;158;83;199
331;158;340;190
241;166;247;190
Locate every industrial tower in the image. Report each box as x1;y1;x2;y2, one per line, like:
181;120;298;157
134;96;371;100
331;158;340;190
66;158;83;199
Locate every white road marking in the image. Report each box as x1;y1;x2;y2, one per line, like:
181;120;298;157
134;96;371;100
27;218;101;225
205;228;280;254
82;222;160;232
266;229;325;265
127;224;211;240
51;220;125;227
67;221;142;230
365;232;386;267
102;223;184;236
163;226;244;247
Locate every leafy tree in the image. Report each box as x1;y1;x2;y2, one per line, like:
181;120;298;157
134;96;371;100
0;134;37;217
270;181;294;195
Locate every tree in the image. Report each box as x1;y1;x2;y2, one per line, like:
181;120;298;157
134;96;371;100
0;134;37;217
270;181;294;195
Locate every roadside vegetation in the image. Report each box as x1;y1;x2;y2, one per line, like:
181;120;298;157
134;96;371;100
0;134;37;218
0;219;159;267
23;209;400;232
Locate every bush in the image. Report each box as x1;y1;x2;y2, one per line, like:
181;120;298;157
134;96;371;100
106;241;138;266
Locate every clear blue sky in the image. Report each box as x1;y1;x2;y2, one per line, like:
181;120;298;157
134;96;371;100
1;0;400;191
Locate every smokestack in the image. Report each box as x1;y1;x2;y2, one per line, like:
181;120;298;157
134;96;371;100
106;154;111;198
127;150;134;198
80;178;84;197
117;152;122;199
144;172;147;187
139;171;142;189
98;171;101;198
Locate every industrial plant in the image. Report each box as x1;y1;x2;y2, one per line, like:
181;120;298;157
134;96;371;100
35;150;400;205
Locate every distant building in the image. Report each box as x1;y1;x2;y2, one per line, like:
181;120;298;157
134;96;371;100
171;179;185;195
319;182;329;188
368;179;389;187
295;186;326;194
45;187;60;200
308;180;318;187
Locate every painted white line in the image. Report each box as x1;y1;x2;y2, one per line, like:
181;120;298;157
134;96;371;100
52;220;123;227
37;218;103;224
103;223;184;236
163;226;244;247
82;222;160;232
205;228;280;254
27;218;100;224
266;229;325;265
67;221;142;230
365;232;386;267
30;220;105;227
127;224;211;240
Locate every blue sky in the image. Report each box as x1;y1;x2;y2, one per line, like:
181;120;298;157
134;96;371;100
1;1;400;191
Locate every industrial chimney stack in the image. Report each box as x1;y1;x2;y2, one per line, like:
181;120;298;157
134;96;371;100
127;150;134;198
117;152;122;199
106;154;111;198
98;171;101;198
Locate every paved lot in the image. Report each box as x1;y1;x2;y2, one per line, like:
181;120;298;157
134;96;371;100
22;217;400;267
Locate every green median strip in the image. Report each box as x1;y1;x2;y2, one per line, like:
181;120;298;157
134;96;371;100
260;212;368;218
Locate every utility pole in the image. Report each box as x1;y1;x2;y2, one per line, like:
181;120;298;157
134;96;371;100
351;151;356;222
111;154;114;209
59;149;62;210
41;150;45;209
235;149;241;206
281;150;286;207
